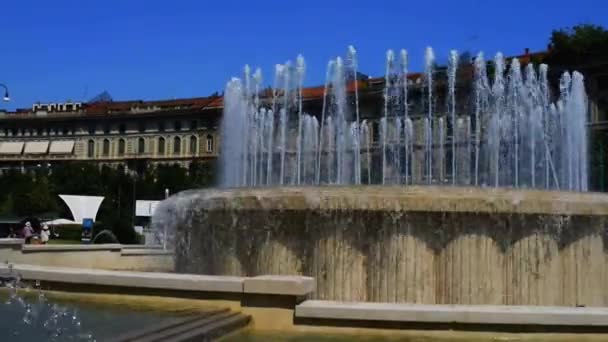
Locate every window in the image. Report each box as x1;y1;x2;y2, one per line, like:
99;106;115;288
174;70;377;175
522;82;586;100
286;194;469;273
11;128;17;136
46;127;51;136
206;134;214;153
174;120;182;131
138;121;146;133
138;137;145;155
87;140;95;158
118;139;125;156
119;124;126;134
54;128;59;136
190;120;198;130
37;128;43;136
158;121;165;132
88;125;95;135
190;136;197;155
158;137;165;155
103;124;111;134
4;128;8;136
62;127;69;135
173;136;181;155
103;139;110;156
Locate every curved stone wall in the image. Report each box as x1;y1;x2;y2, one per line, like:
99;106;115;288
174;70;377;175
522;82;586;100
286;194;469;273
157;186;608;306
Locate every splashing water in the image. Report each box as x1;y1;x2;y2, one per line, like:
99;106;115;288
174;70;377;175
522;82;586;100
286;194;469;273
220;47;589;191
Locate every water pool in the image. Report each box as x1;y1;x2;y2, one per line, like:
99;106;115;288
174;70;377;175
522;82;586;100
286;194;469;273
0;290;215;341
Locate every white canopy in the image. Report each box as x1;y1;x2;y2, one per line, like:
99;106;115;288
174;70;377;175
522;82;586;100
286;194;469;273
0;142;24;154
42;218;79;226
59;195;105;223
24;141;50;154
49;141;75;154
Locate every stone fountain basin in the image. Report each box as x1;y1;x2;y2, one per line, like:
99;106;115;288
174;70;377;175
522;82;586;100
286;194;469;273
159;186;608;306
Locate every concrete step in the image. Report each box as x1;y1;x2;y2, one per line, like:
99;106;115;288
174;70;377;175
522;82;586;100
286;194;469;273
107;308;250;342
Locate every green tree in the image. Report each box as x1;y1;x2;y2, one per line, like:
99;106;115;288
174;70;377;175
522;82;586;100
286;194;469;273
546;24;608;66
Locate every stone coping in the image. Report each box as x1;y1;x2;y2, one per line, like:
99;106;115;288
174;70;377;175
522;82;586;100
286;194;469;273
296;301;608;327
244;275;315;296
0;264;314;297
121;245;164;250
175;186;608;216
120;249;174;256
0;240;170;256
0;238;26;246
21;244;123;253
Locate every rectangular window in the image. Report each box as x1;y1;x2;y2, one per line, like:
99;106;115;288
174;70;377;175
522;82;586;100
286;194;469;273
206;135;214;153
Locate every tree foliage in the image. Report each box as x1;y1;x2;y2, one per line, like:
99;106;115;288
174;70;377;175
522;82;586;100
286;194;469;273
0;161;217;243
546;24;608;65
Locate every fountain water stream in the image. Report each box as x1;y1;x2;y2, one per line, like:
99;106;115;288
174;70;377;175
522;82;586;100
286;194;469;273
220;47;589;191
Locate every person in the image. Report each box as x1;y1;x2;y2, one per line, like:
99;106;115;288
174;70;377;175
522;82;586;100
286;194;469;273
7;227;17;238
22;222;34;244
40;224;50;244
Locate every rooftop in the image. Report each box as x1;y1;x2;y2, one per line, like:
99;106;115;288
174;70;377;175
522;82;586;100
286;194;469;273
0;48;547;120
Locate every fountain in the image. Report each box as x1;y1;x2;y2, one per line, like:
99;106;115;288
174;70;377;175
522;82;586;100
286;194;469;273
153;46;608;306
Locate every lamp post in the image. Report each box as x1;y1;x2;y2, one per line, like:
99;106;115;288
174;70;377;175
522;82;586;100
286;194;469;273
163;188;169;250
0;84;10;102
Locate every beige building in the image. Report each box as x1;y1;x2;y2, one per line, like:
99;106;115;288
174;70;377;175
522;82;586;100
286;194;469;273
0;97;222;172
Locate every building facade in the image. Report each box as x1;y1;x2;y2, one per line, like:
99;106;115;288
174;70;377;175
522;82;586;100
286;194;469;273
0;97;222;173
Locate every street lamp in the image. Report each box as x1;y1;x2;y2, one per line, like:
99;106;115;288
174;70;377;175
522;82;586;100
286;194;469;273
0;84;10;102
163;188;169;250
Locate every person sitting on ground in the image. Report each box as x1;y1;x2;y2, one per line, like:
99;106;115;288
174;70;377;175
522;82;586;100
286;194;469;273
40;224;50;244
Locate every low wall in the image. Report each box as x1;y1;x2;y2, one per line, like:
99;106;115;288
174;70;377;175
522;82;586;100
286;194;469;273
0;239;173;272
4;264;608;335
159;186;608;306
0;263;314;331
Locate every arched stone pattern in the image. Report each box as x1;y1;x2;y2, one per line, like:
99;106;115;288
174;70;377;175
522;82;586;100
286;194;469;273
505;233;560;306
438;234;504;305
367;211;436;303
309;210;367;302
560;233;606;306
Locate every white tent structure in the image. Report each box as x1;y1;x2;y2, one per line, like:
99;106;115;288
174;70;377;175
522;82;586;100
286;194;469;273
58;195;105;223
42;218;79;226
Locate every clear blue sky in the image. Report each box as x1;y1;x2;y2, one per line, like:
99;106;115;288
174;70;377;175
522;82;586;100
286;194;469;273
1;0;606;110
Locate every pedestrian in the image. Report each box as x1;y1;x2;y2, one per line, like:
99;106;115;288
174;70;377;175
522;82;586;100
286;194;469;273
22;222;34;244
40;224;50;244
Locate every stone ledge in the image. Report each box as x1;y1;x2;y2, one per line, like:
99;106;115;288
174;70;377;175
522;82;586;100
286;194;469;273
244;275;315;296
295;301;608;327
21;244;123;253
0;238;26;246
185;186;608;216
121;245;164;250
120;249;174;256
0;265;316;299
0;264;244;293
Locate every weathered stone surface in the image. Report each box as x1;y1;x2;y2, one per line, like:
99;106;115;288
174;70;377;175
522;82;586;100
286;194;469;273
158;186;608;305
296;300;608;326
0;242;174;272
0;263;245;293
244;275;314;296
